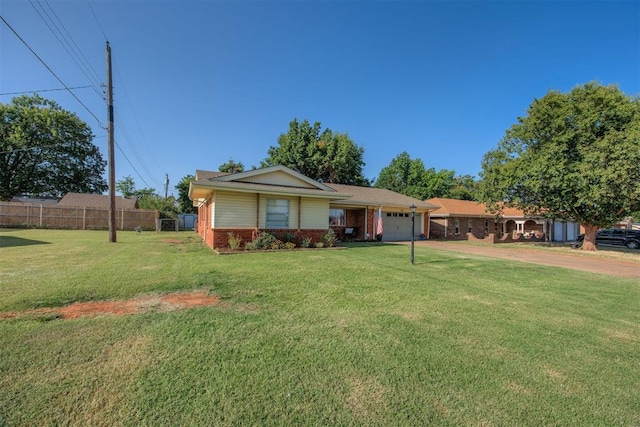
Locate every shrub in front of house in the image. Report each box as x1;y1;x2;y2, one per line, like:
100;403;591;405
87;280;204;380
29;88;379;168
227;232;242;251
270;239;285;250
245;231;277;250
321;229;337;248
301;236;312;248
281;232;296;244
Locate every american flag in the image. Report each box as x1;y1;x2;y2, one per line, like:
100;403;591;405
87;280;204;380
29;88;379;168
376;207;383;236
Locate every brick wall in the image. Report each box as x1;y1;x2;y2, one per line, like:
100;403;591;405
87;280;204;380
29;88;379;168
209;228;329;250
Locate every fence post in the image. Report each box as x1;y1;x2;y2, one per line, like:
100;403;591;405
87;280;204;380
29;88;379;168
39;204;43;227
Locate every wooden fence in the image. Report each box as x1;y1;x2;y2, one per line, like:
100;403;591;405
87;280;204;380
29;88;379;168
0;202;158;231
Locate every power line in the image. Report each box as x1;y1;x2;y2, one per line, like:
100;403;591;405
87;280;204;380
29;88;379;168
0;85;94;96
3;10;159;191
114;138;152;188
87;0;162;188
114;64;165;187
86;0;108;41
28;0;104;100
0;15;105;128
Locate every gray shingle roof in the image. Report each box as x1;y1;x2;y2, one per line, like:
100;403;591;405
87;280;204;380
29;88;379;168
327;184;439;210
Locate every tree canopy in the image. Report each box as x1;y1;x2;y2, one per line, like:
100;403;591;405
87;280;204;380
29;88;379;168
374;152;473;200
0;95;107;200
116;175;179;218
218;159;245;174
477;82;640;250
175;174;196;214
262;118;368;186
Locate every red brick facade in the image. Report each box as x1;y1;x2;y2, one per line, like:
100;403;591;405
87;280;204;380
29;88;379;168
197;202;329;250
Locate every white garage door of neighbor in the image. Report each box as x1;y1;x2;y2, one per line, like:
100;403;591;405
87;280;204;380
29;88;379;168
382;212;420;241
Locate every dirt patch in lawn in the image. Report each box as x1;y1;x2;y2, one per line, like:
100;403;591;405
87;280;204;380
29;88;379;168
0;291;220;320
162;238;185;245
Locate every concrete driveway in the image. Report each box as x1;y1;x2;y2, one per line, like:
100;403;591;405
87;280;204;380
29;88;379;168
396;240;640;279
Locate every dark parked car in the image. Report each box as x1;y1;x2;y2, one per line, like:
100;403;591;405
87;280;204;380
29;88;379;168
572;228;640;249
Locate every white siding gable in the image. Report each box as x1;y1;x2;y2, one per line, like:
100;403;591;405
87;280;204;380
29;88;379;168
237;171;317;188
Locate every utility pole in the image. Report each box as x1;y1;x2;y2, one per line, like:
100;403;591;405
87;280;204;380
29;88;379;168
164;173;169;198
106;41;116;243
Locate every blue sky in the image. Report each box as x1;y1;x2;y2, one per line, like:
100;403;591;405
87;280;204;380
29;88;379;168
1;0;639;195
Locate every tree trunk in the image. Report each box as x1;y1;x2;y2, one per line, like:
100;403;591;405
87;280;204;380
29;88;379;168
581;223;599;251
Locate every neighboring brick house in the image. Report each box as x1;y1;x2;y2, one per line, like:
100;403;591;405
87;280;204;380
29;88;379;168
188;165;438;250
427;198;549;242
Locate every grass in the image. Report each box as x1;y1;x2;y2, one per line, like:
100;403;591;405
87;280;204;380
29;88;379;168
1;228;639;425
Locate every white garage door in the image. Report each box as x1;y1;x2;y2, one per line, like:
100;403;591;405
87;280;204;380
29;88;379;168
381;212;420;241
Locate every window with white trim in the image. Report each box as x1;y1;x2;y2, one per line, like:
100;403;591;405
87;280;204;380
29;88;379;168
266;199;289;228
329;208;345;226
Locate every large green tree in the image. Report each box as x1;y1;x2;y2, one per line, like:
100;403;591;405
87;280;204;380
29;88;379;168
477;82;640;251
116;175;136;197
374;151;461;200
0;95;107;200
175;174;196;214
116;175;179;218
218;159;245;174
449;174;478;201
262;118;368;185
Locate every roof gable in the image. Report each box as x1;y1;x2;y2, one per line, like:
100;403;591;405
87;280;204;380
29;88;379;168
215;165;335;191
189;165;349;202
195;170;230;180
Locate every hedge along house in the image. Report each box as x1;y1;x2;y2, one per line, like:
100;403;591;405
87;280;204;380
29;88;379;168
188;165;438;249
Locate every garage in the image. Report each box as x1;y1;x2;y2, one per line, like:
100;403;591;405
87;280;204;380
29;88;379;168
381;211;420;241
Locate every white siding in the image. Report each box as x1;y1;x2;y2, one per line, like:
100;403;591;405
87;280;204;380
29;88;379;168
237;171;316;188
301;198;329;229
214;191;256;228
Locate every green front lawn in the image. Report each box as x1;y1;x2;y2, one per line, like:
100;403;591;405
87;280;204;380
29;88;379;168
1;229;638;425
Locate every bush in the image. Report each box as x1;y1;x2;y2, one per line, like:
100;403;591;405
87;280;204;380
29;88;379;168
270;239;284;250
301;236;312;248
284;242;296;250
321;229;337;248
227;232;242;251
245;231;277;250
315;242;324;248
244;241;258;251
281;232;296;244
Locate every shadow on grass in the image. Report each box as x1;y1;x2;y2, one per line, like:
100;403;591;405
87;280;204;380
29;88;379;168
413;257;474;266
0;236;51;248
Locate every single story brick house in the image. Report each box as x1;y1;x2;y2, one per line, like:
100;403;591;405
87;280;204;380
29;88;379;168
189;165;438;249
427;197;580;242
